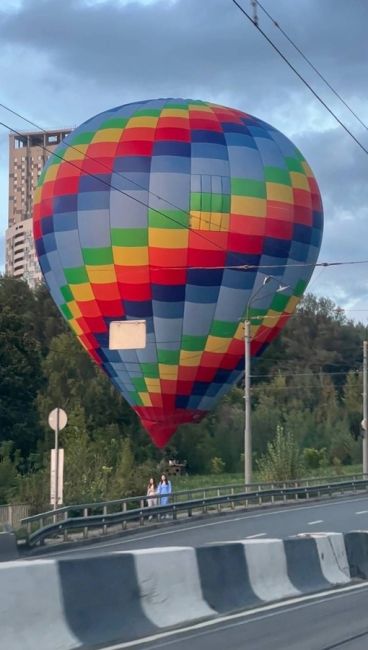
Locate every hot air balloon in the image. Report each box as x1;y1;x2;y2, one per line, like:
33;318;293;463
33;99;323;447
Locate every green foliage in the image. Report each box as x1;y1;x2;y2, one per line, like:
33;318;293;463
210;457;226;474
0;442;19;503
0;281;43;456
257;425;304;482
303;447;328;469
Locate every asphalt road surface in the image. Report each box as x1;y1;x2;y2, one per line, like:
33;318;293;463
33;493;368;559
101;583;368;650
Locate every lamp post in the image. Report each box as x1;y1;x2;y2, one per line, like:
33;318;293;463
244;276;288;485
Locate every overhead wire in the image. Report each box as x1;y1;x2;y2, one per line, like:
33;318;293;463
231;0;368;156
0;118;243;263
0;100;322;272
257;0;368;133
0;101;365;272
0;9;366;282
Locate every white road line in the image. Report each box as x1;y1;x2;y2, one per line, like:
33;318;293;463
308;520;323;525
246;533;266;539
41;494;368;558
101;582;368;649
355;510;368;515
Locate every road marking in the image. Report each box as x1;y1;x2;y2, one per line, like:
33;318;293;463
101;582;368;649
39;494;368;558
308;520;323;525
355;510;368;515
246;533;266;539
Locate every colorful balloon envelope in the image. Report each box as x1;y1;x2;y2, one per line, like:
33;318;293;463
33;99;323;447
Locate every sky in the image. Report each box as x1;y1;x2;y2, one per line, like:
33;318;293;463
1;0;368;321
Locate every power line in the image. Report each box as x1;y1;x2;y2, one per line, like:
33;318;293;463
0;100;321;273
251;370;361;378
231;0;368;156
2;103;367;273
0;117;241;263
257;0;368;133
0;101;234;238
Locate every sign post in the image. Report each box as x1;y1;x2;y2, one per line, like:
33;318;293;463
48;408;67;509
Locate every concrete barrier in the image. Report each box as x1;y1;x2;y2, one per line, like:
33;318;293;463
344;531;368;579
196;541;261;612
309;533;350;585
244;538;299;601
0;560;79;650
1;531;367;650
131;547;215;627
58;554;157;646
0;531;19;562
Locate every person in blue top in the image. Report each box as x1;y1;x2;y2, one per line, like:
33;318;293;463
157;473;172;508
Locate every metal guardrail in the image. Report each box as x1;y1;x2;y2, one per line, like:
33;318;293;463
22;474;368;547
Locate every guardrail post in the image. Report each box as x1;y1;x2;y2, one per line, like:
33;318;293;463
258;485;262;506
140;500;144;526
188;492;192;518
295;482;298;501
63;511;68;542
283;483;287;503
231;487;235;510
8;505;13;528
122;502;127;529
103;505;107;534
172;505;177;520
83;508;88;538
217;488;221;512
306;480;309;499
271;484;275;504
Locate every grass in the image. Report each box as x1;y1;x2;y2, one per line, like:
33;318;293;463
172;463;363;493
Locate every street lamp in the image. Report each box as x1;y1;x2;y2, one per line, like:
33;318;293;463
244;276;289;485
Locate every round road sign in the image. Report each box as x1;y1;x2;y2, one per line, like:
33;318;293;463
48;408;68;432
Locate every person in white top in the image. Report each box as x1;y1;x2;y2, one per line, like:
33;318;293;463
146;477;157;507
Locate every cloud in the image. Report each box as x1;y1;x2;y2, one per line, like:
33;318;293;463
1;0;367;125
0;0;368;318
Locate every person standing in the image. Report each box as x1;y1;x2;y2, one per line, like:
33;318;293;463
157;473;172;514
146;477;157;508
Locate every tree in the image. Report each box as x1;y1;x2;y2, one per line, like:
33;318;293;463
0;306;43;456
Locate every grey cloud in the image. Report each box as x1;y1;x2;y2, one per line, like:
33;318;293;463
1;0;368;117
296;126;368;213
0;0;368;318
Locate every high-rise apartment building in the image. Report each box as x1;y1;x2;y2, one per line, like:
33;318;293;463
5;129;71;287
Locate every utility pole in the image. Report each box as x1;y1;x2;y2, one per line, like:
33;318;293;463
243;277;289;485
251;0;259;26
244;319;252;484
363;340;368;475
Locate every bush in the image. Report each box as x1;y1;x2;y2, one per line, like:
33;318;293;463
303;447;328;470
210;457;226;475
257;425;304;482
303;448;320;469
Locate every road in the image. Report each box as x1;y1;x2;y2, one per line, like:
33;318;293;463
32;493;368;559
100;583;368;650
